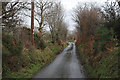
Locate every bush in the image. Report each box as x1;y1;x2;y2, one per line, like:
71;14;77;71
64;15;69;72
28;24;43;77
93;26;114;53
34;33;46;50
2;33;23;56
2;45;11;57
114;48;120;56
39;39;46;50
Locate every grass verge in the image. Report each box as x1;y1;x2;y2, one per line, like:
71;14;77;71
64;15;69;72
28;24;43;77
3;42;67;79
77;44;119;78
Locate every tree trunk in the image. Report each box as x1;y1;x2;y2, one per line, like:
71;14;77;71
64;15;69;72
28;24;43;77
39;26;42;40
118;1;120;7
39;8;43;40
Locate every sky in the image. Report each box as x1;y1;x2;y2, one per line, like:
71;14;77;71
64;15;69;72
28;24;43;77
25;0;114;31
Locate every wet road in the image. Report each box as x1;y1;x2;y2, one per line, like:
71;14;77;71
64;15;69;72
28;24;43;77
32;42;86;78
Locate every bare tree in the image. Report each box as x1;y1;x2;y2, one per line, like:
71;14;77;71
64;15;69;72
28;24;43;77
60;22;68;41
1;1;26;33
102;1;120;40
34;0;53;40
73;3;101;43
46;2;68;44
24;0;53;40
116;0;120;6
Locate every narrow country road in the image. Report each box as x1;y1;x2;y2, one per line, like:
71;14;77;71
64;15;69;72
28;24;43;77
32;42;86;78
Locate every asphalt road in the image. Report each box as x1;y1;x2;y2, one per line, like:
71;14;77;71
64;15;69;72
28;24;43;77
32;42;86;78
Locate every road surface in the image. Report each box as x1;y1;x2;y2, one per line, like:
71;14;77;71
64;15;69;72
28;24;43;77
32;42;86;78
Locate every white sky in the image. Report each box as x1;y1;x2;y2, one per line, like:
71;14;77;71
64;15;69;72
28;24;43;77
25;0;115;31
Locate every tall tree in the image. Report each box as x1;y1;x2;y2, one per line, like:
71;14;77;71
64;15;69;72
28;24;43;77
116;0;120;6
24;0;53;40
1;1;26;33
102;1;120;40
73;3;101;43
46;2;68;44
34;0;53;40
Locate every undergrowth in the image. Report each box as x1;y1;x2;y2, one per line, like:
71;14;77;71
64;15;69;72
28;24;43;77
2;41;65;79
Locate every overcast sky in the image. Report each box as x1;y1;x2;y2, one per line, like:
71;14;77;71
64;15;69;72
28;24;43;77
26;0;114;31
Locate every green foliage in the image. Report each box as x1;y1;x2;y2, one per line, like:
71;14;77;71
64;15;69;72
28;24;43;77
113;48;120;56
3;66;10;76
2;45;11;56
2;33;23;56
95;26;114;41
3;41;63;78
39;39;46;50
102;1;120;40
34;33;46;50
93;26;114;53
57;40;61;45
78;44;83;49
78;44;119;78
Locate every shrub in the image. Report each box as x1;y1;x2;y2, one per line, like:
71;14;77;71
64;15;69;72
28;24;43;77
34;33;46;50
2;33;23;56
114;48;120;56
39;39;46;50
93;26;114;53
2;45;10;57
